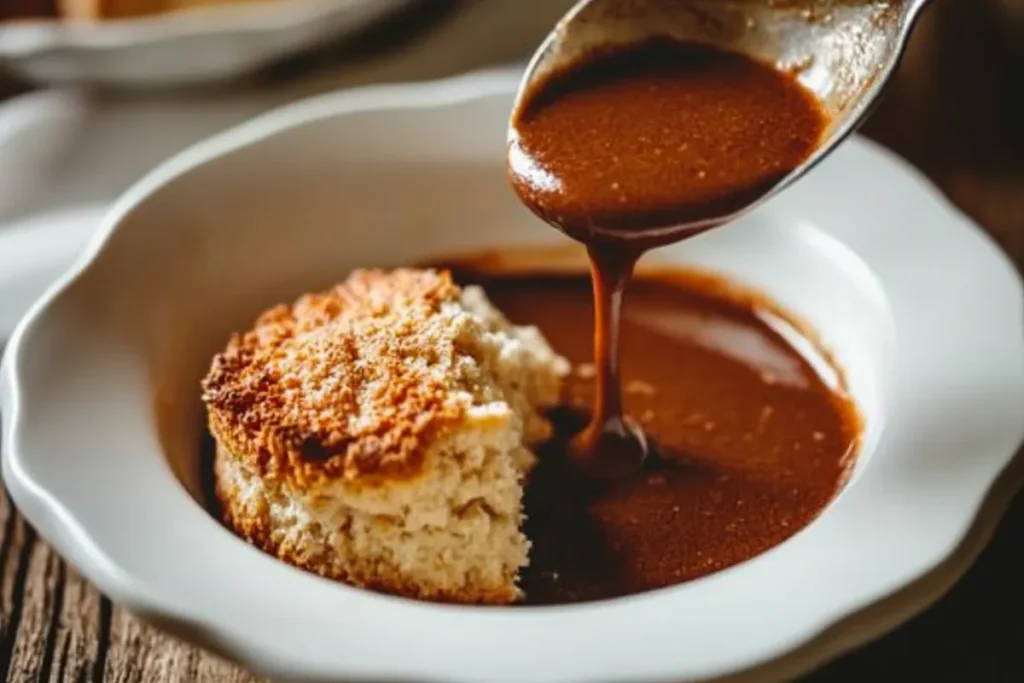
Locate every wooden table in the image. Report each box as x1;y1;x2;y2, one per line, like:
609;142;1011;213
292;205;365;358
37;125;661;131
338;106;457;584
2;0;1023;680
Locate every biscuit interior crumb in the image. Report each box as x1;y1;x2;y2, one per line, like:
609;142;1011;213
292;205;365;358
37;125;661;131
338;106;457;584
204;269;570;604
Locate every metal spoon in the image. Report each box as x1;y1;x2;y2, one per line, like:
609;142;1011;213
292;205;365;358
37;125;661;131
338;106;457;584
509;0;932;241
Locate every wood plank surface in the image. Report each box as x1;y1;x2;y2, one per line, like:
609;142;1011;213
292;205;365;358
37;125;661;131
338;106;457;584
1;494;260;683
1;0;1023;681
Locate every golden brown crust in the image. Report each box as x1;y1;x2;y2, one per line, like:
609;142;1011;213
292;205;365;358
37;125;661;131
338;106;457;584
202;269;471;490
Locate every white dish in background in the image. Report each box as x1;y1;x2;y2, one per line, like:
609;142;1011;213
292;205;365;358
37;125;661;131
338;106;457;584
2;71;1023;683
0;0;418;87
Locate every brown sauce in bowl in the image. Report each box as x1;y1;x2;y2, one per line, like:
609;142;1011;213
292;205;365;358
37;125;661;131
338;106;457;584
448;263;859;604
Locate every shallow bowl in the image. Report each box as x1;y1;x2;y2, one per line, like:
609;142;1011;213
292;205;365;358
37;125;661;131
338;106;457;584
2;70;1024;683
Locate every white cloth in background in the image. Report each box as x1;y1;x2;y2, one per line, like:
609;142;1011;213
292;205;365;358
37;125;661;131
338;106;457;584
0;0;572;335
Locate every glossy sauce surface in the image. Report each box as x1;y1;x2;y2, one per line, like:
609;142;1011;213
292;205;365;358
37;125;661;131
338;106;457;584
509;39;828;242
451;266;859;604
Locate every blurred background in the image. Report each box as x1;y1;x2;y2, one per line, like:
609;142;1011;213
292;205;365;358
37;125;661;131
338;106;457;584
0;0;1020;249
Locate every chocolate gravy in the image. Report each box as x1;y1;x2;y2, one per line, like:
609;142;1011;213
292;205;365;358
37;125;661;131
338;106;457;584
448;265;859;604
509;39;829;476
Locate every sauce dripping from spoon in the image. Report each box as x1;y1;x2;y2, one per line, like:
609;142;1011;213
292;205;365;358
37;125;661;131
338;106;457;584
509;39;828;478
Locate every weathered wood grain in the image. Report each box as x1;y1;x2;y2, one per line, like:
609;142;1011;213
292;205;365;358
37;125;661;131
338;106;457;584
0;492;106;683
1;492;35;683
102;605;260;683
0;491;259;683
7;534;64;682
48;569;107;683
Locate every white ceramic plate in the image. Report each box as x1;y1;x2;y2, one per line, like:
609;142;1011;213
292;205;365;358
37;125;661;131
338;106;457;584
0;0;417;87
2;70;1023;683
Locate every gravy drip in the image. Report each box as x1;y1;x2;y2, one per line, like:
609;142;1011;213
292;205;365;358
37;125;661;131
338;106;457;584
509;39;829;476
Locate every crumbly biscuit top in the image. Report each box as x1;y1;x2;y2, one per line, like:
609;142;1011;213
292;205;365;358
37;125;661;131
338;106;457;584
203;269;490;487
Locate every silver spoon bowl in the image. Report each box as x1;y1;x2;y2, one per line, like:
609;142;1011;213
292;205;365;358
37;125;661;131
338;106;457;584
510;0;932;241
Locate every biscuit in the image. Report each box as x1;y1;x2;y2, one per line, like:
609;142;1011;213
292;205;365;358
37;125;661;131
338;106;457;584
202;269;569;603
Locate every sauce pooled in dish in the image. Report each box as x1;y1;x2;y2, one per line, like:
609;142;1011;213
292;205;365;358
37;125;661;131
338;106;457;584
445;262;859;604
